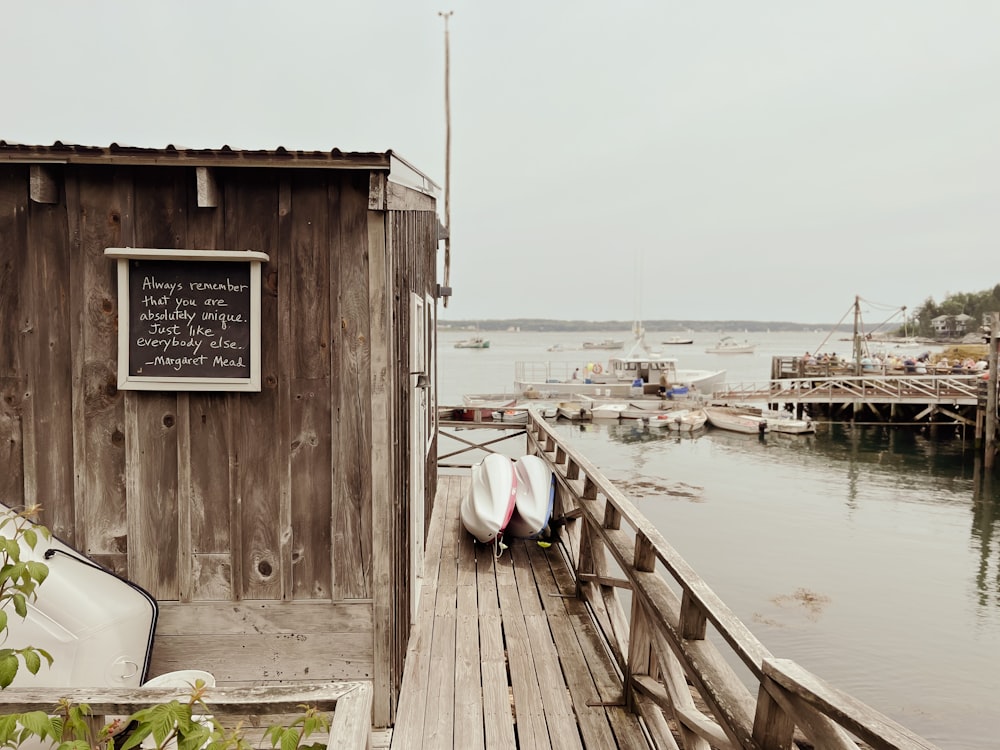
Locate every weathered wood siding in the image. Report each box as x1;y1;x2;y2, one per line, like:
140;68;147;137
0;157;438;725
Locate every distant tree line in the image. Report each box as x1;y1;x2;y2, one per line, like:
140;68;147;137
907;285;1000;336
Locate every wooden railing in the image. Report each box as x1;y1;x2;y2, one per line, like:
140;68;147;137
0;682;373;750
519;412;939;750
716;374;984;405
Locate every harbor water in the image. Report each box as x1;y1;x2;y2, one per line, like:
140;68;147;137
438;328;999;749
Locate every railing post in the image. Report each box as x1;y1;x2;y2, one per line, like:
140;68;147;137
625;533;656;710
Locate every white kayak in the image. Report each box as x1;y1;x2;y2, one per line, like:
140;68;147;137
506;455;555;539
461;453;517;544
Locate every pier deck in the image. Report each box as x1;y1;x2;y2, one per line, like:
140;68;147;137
391;473;652;749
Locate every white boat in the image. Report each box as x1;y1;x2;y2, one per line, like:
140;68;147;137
455;335;490;349
513;322;726;398
557;401;591;420
764;410;816;434
3;503;158;689
590;402;629;420
663;336;694;345
703;406;768;434
491;408;529;423
582;338;624;350
648;409;708;432
705;336;756;354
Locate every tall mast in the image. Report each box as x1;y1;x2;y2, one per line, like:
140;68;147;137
853;295;863;374
439;10;453;308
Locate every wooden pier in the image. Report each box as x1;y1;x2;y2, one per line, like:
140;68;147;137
392;413;941;749
714;370;987;430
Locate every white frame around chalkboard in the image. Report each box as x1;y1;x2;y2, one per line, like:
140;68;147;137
105;248;271;392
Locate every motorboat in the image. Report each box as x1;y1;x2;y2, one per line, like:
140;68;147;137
455;335;490;349
648;408;708;432
705;336;756;354
512;323;726;398
662;336;694;345
582;339;624;350
703;406;768;434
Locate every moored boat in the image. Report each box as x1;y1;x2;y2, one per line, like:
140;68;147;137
582;338;624;350
703;405;768;434
705;336;756;354
455;335;490;349
663;336;694;345
648;408;708;432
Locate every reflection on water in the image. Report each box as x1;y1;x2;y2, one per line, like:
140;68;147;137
553;419;1000;748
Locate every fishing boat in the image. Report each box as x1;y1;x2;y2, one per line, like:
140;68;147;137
705;336;756;354
455;335;490;349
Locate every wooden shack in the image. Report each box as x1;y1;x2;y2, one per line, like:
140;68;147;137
0;142;441;727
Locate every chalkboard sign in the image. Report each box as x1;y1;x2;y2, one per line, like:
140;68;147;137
105;248;270;391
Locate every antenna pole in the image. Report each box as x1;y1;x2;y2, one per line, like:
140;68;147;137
439;10;453;308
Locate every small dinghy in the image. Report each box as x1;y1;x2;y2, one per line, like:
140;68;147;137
2;503;158;688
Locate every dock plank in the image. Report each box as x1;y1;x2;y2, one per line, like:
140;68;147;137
496;551;551;749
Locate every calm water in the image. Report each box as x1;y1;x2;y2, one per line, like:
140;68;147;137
438;328;1000;749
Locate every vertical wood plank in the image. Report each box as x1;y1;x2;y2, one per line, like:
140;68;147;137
276;176;294;601
24;173;74;539
0;167;28;507
185;167;235;600
227;170;281;601
70;167;131;573
331;174;372;600
368;204;392;727
287;173;332;599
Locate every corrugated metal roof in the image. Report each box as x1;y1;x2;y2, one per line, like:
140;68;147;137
0;140;391;169
0;141;439;197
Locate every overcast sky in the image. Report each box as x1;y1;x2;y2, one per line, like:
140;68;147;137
5;1;998;324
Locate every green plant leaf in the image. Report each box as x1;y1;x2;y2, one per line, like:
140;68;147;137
12;592;26;618
118;723;153;750
0;609;7;634
18;710;55;739
0;653;19;688
22;648;41;675
22;528;37;550
26;560;49;586
279;727;300;750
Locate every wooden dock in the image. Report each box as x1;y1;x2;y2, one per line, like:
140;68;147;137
391;473;651;749
399;414;943;749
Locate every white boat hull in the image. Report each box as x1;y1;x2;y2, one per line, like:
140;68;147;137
3;504;158;689
704;406;768;434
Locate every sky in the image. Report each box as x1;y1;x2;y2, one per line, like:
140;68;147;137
4;1;999;325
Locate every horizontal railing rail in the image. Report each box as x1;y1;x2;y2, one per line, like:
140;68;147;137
717;374;984;405
512;412;939;750
0;682;373;750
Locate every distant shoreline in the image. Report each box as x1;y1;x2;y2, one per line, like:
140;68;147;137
438;319;847;333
